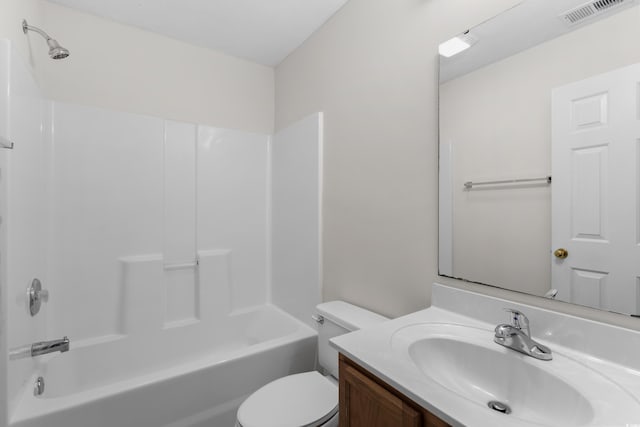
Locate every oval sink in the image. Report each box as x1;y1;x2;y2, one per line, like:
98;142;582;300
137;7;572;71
391;323;640;426
410;336;592;426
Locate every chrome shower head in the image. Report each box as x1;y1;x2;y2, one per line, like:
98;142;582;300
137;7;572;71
22;19;70;60
46;39;70;60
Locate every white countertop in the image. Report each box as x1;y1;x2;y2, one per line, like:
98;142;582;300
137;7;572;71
330;284;640;427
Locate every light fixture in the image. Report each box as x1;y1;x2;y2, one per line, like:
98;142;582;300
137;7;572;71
439;31;477;58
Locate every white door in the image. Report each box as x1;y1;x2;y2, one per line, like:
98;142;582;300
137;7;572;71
552;63;640;315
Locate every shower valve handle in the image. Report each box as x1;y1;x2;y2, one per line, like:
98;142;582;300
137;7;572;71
28;278;49;316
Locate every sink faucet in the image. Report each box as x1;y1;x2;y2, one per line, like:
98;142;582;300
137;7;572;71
494;310;552;361
31;336;70;357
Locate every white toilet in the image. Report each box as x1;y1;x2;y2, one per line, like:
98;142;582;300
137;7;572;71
235;301;388;427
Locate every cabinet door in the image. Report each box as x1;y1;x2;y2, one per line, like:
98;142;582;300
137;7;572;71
340;359;421;427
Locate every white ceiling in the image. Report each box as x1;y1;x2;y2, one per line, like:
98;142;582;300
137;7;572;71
440;0;639;82
46;0;349;66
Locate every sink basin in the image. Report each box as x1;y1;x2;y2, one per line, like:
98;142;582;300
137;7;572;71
410;334;592;426
391;323;640;426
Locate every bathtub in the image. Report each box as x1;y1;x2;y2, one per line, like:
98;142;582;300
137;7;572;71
9;305;316;427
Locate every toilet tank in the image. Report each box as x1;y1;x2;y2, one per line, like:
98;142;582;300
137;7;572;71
316;301;388;379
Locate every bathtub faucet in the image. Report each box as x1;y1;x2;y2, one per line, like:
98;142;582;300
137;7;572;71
31;336;70;357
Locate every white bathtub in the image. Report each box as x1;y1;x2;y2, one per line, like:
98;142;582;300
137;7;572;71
9;305;316;427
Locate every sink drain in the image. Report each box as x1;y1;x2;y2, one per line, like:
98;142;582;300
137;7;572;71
487;401;511;414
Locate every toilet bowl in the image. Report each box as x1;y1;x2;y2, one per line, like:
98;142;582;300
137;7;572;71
235;301;388;427
235;371;339;427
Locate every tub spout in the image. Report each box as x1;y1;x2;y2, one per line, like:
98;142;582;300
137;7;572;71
31;336;70;357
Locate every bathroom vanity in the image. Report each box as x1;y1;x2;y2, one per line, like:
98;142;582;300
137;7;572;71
331;284;640;427
339;354;449;427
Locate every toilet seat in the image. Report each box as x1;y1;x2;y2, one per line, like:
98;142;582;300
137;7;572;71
236;371;338;427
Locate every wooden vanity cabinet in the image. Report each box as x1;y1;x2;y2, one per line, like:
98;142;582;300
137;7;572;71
339;354;450;427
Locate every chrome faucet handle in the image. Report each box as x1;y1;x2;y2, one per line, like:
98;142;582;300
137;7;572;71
28;279;49;316
504;308;530;337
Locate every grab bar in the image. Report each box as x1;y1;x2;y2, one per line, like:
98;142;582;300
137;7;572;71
163;258;199;271
0;135;14;150
464;176;551;189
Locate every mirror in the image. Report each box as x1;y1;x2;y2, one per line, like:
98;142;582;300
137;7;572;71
438;0;640;316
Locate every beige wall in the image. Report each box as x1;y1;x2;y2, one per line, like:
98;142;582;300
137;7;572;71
0;0;47;83
275;0;640;330
38;1;274;134
1;1;274;133
275;0;522;318
442;6;640;297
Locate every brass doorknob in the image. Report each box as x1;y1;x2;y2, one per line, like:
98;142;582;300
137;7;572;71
554;248;568;259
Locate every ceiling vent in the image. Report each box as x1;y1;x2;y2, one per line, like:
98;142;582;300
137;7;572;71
560;0;636;25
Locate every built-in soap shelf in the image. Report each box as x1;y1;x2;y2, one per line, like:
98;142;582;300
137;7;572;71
118;250;233;335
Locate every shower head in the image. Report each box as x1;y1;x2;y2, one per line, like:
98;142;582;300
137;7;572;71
22;19;70;60
46;39;70;60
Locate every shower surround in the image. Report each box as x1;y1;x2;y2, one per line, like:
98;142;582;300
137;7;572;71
0;39;322;427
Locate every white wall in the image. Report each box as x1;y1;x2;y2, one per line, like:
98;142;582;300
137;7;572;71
0;0;278;355
0;39;49;424
47;103;164;340
275;0;640;330
47;102;324;342
0;3;45;423
39;1;274;134
441;7;640;296
0;38;10;427
47;103;271;341
272;113;323;326
197;126;271;312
